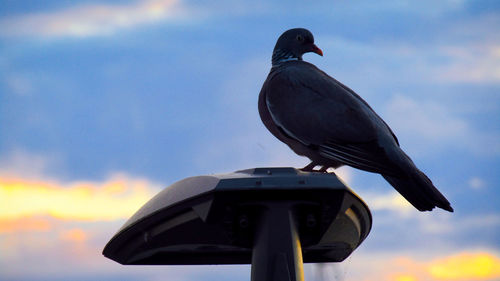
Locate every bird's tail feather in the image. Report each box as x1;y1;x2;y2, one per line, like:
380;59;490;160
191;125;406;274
382;170;453;212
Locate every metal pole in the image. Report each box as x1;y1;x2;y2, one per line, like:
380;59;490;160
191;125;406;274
251;203;304;281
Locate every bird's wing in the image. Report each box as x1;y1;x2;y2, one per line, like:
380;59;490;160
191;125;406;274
327;72;400;146
266;62;402;175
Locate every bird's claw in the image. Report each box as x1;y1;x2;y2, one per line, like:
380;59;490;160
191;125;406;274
300;162;317;172
300;163;332;173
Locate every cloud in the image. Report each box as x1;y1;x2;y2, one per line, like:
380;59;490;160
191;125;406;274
0;171;498;281
383;95;500;155
362;191;414;214
385;95;468;141
0;217;250;280
0;217;51;232
366;190;500;234
432;214;500;234
469;177;486;189
393;275;418;281
0;174;159;223
374;205;500;237
4;74;34;96
0;0;191;38
434;43;500;84
0;170;162;277
0;149;59;180
428;252;500;280
60;228;88;243
320;18;500;86
326;251;500;281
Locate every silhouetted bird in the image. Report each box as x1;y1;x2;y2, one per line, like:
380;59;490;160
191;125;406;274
259;28;453;212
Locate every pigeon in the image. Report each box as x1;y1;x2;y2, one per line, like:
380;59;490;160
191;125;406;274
258;28;453;212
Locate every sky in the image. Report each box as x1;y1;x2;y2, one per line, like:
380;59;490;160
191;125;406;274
1;0;500;280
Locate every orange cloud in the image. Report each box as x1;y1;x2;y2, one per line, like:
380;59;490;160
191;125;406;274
60;228;87;243
354;251;500;281
0;217;51;232
0;174;158;224
393;275;418;281
428;252;500;280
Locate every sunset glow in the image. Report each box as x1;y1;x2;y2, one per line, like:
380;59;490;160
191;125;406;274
60;228;88;242
0;217;51;232
393;275;418;281
428;252;500;280
0;175;158;223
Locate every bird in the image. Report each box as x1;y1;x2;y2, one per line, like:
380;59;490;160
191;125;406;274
258;28;453;212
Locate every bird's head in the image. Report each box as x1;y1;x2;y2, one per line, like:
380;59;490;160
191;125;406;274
272;28;323;66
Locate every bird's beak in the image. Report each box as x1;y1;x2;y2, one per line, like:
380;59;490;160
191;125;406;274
311;44;323;56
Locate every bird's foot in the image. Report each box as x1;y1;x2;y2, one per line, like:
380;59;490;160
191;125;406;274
300;162;317;172
318;166;329;173
300;163;333;174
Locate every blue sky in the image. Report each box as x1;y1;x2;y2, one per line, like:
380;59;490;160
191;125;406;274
1;1;500;280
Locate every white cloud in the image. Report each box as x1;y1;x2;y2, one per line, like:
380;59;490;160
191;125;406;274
0;0;192;38
320;19;500;86
369;194;500;235
422;213;500;234
411;17;500;85
4;74;34;96
383;95;500;156
362;191;414;214
0;149;60;180
416;212;455;234
468;177;485;190
434;44;500;84
385;95;468;141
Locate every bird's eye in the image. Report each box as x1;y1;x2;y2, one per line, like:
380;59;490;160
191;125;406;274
296;35;304;42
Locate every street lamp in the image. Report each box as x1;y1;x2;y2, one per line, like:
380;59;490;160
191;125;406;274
103;167;372;281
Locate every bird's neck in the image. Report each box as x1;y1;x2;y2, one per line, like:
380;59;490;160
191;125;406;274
272;49;301;67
